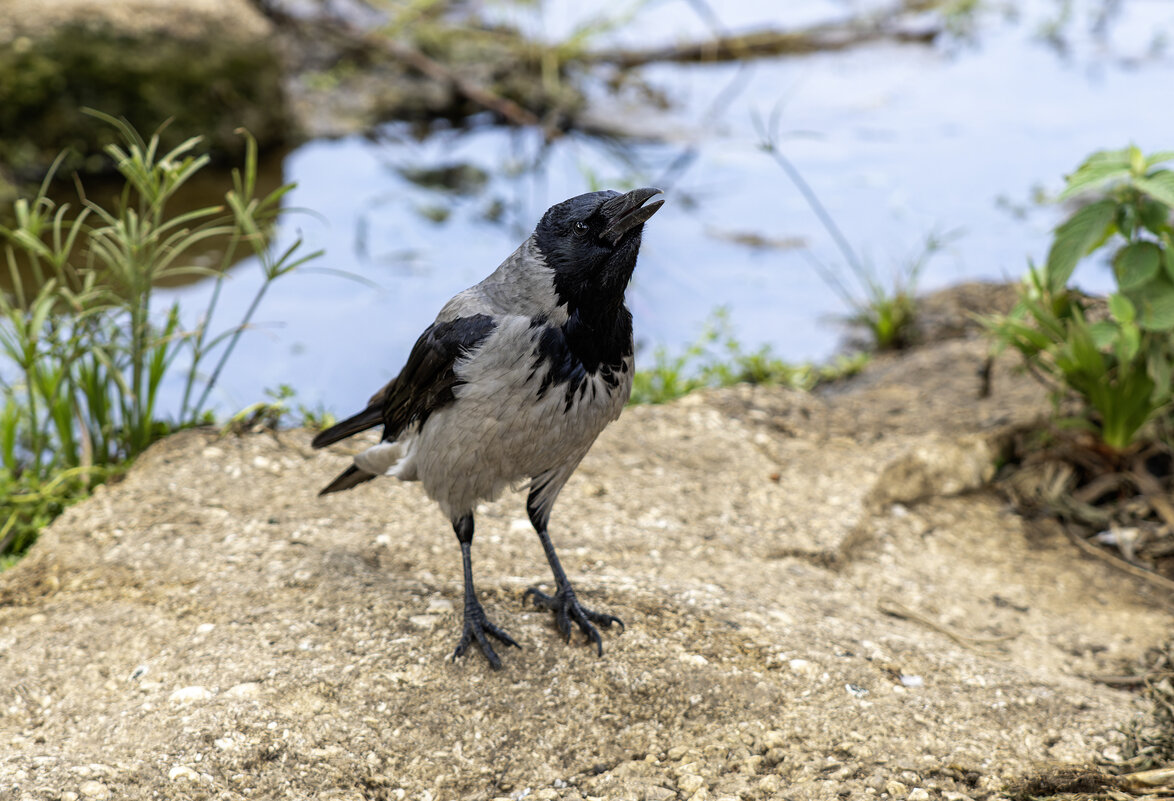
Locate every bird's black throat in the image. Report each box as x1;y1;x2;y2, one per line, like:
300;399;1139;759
530;303;632;412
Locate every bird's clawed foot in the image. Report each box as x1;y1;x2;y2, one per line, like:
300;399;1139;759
452;599;520;669
523;583;624;656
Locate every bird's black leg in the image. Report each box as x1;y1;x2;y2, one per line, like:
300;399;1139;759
522;492;624;656
450;514;519;669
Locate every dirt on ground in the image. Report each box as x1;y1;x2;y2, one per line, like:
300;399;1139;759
1;286;1171;801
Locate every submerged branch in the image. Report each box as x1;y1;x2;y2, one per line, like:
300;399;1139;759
248;0;541;128
249;0;941;135
582;18;938;69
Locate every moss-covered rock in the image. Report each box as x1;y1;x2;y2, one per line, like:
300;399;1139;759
0;5;289;181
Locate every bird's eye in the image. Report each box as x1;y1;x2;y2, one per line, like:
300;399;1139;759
573;220;589;236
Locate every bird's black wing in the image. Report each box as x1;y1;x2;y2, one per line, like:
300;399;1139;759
311;313;497;449
379;313;498;438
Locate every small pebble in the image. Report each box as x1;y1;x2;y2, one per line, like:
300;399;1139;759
169;766;200;782
885;780;908;798
760;730;787;751
756;775;781;794
79;780;110;799
225;682;261;698
168;686;213;704
908;789;930;801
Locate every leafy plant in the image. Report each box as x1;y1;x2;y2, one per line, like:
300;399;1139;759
990;146;1174;451
0;113;319;559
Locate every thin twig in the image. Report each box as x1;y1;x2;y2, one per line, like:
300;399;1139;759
1071;471;1130;505
1128;465;1174;530
1085;671;1174;687
876;598;1021;651
1063;522;1174;594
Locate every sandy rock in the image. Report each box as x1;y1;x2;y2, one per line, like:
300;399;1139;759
0;0;271;41
0;336;1168;799
867;434;997;508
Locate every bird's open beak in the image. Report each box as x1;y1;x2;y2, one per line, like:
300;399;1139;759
600;187;664;245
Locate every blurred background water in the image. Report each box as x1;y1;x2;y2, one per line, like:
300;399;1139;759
161;0;1174;414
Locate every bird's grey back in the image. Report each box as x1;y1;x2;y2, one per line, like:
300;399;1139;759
436;236;569;326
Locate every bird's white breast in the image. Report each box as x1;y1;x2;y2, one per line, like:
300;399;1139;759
406;315;632;519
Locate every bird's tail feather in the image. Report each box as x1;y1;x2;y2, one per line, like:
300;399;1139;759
312;405;382;448
318;465;377;496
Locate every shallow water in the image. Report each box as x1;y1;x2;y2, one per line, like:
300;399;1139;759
160;0;1174;415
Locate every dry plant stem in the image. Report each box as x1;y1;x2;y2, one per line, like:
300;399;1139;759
1118;766;1174;792
1063;523;1174;594
1127;465;1174;530
876;598;1020;651
1087;671;1174;686
1071;471;1132;505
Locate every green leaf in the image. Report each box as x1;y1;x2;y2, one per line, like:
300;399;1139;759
1057;164;1131;201
1113;241;1162;290
1087;320;1118;349
1057;148;1132;200
1146;151;1174;168
1135;170;1174;209
1117;321;1141;364
1115;203;1138;239
1045;199;1117;292
1138;197;1171;235
1108;293;1136;324
1067;148;1132;178
1132;277;1174;332
1130;146;1147;177
1148;341;1173;404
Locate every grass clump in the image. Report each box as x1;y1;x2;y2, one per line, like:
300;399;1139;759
0;113;318;560
753;109;952;352
630;308;868;405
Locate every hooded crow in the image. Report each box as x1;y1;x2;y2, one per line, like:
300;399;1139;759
312;187;664;668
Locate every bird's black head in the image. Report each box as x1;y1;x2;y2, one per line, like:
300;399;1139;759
534;187;664;313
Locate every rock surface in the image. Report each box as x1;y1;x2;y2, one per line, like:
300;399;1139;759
1;336;1169;800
